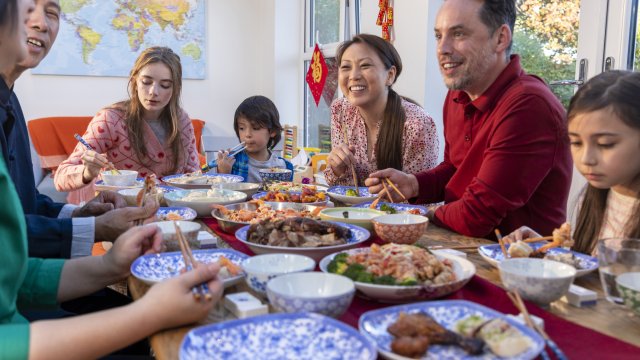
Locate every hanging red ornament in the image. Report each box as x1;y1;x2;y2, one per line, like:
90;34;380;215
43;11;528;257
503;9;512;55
377;0;394;42
306;43;328;107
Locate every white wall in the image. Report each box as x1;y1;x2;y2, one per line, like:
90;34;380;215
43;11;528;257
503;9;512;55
15;0;266;141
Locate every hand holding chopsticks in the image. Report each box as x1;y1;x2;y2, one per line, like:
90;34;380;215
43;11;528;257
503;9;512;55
507;290;568;360
370;177;407;209
201;141;246;172
74;133;121;175
174;222;213;301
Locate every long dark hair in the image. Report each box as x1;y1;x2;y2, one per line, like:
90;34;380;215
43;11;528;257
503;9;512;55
234;96;282;150
115;47;184;172
568;70;640;254
0;0;18;31
337;34;406;171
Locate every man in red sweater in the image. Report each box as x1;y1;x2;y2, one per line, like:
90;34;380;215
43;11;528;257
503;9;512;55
365;0;572;238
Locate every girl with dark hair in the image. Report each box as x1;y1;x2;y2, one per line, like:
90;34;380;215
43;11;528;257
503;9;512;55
54;46;200;204
324;34;438;187
506;70;640;255
217;95;293;183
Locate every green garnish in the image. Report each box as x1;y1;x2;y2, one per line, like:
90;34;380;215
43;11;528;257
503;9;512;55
345;188;359;197
379;203;397;214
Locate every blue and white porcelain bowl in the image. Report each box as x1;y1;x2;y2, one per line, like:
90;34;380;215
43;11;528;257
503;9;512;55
499;258;576;305
326;186;377;205
241;254;316;295
267;272;355;318
353;201;428;216
155;207;197;221
180;313;376;360
259;168;293;183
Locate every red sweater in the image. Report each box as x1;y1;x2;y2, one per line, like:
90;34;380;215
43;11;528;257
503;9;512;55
415;56;572;238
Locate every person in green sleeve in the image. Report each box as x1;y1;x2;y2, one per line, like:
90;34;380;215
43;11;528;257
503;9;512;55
0;2;224;358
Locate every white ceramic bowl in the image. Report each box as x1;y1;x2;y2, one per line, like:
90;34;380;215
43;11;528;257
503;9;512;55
164;189;247;217
154;220;201;252
319;248;476;303
101;170;138;186
216;182;261;197
241;254;316;295
372;214;429;245
267;272;355;318
319;207;385;231
499;258;576;305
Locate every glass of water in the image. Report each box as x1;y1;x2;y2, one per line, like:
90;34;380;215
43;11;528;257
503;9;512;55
597;238;640;303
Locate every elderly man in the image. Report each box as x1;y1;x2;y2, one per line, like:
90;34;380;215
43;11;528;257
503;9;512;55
366;0;572;238
0;0;157;259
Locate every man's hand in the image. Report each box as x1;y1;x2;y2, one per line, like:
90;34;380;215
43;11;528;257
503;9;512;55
502;226;542;244
102;224;163;279
72;191;128;218
94;198;159;242
365;168;420;202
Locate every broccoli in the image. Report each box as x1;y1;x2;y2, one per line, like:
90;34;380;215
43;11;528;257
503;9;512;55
345;188;359;197
399;278;418;286
355;271;374;283
379;203;397;214
343;263;367;281
373;275;397;285
327;253;349;274
334;253;349;262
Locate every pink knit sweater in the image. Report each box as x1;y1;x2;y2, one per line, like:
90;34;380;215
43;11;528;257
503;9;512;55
54;107;199;204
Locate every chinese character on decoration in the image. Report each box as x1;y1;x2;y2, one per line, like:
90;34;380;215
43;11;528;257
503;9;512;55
306;43;328;107
377;0;394;42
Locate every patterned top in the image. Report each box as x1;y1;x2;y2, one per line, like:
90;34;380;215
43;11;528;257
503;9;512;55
230;150;293;183
54;107;199;204
324;97;438;186
599;189;638;246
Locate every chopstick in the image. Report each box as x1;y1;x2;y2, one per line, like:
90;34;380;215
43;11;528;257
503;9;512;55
524;236;553;243
381;180;393;203
507;290;568;360
429;244;484;250
174;221;212;301
341;125;360;197
201;142;247;172
495;229;508;257
385;178;407;201
369;187;388;209
74;134;121;174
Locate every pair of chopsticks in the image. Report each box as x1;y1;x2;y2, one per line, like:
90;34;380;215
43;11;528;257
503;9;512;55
507;290;568;360
341;126;360;197
201;141;247;172
174;221;212;301
74;134;121;174
369;178;407;209
495;229;508;257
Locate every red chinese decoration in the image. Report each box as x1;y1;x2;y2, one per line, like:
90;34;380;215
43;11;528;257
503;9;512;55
306;43;328;106
377;0;394;42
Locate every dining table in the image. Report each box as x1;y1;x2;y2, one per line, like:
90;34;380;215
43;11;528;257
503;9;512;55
128;218;640;360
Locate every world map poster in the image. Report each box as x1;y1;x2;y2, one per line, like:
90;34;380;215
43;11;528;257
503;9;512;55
34;0;206;79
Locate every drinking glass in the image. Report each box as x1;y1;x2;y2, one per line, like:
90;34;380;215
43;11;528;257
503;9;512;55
597;238;640;303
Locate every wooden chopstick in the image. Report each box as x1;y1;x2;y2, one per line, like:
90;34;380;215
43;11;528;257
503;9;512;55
385;178;407;201
524;236;553;243
495;229;507;257
369;187;388;209
174;222;212;301
429;244;483;250
342;126;360;197
380;180;393;203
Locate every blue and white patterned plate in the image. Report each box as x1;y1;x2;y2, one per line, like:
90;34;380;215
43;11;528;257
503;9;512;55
180;312;376;360
155;207;197;221
235;221;370;262
252;191;328;206
353;201;428;215
130;248;247;287
326;186;377;205
478;242;598;277
359;300;545;360
162;173;244;189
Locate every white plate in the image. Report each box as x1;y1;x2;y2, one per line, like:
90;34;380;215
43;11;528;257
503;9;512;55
319;247;475;303
326;186;377;205
235;221;370;262
180;313;376;360
130;248;247;287
162;173;244;189
359;300;545;360
353;201;428;215
478;242;598;277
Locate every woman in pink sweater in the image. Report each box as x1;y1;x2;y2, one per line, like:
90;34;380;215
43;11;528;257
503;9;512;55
55;47;199;204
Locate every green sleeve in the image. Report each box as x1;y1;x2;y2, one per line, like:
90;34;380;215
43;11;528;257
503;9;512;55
0;322;30;359
18;258;64;310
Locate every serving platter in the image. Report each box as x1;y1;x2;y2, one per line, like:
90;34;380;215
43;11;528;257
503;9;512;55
130;248;247;287
359;300;545;360
478;242;598;277
180;313;376;360
235;221;370;262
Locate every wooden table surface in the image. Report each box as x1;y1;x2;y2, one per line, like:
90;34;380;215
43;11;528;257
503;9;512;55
128;222;640;360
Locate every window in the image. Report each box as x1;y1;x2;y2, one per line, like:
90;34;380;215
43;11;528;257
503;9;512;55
303;0;360;151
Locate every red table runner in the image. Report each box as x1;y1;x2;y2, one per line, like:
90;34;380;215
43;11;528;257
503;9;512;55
203;218;640;359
